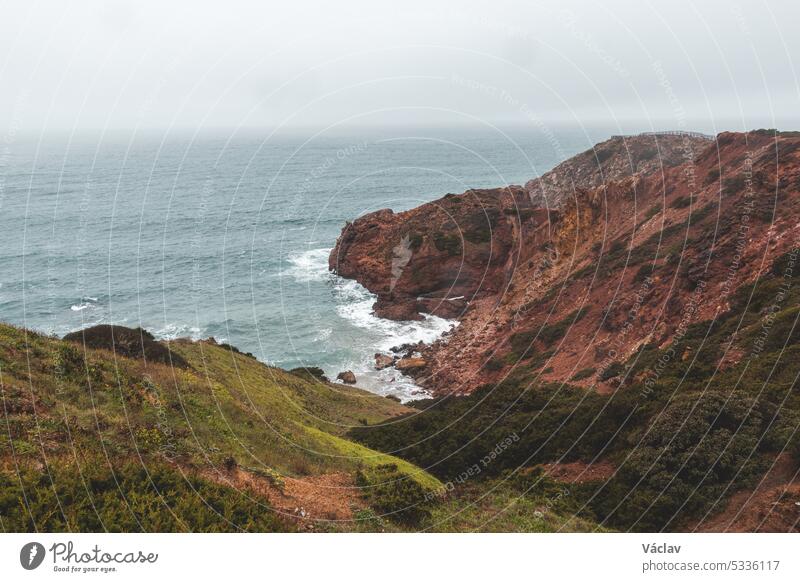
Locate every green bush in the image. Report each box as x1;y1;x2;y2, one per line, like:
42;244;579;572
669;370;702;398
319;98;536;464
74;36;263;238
485;357;504;372
0;461;287;532
356;464;433;526
599;361;624;381
592;392;781;531
538;308;589;345
571;368;596;381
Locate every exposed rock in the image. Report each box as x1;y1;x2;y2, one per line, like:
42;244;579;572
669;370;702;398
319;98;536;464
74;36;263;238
331;130;800;396
395;357;426;371
391;341;424;355
373;297;423;321
524;132;712;208
329;186;522;321
417;296;468;319
374;353;395;370
336;370;357;384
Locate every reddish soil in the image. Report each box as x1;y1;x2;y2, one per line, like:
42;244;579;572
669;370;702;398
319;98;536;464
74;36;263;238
693;454;800;533
330;130;800;396
540;460;616;484
206;468;364;529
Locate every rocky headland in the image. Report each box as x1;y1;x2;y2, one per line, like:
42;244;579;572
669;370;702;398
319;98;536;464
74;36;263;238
330;130;800;395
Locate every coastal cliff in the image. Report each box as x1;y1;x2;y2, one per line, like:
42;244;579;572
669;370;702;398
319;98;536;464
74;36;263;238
330;130;800;395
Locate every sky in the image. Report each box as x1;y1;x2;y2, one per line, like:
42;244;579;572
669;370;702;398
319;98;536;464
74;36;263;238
1;0;798;135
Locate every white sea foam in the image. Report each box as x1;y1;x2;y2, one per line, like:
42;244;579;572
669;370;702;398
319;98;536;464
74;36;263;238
313;327;333;342
283;248;332;283
70;296;99;312
281;246;457;402
330;264;457;402
152;323;203;341
334;281;456;352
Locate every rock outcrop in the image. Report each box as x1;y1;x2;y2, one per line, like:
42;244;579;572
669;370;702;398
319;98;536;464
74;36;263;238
374;353;395;370
337;370;357;384
395;357;426;371
331;130;800;395
329;190;524;321
524;132;710;208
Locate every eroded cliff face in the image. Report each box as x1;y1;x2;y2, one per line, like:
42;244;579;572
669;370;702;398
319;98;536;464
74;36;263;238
329;186;530;321
330;130;800;395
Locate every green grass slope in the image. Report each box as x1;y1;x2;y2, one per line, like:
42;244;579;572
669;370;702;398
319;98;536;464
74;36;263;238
0;324;441;531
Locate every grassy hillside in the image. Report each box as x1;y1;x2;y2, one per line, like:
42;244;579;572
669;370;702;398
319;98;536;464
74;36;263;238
1;323;614;532
0;323;447;531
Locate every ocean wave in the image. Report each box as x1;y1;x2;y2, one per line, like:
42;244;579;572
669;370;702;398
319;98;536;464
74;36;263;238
334;279;457;352
69;296;99;312
152;323;203;341
331;275;457;402
313;327;332;342
282;247;332;283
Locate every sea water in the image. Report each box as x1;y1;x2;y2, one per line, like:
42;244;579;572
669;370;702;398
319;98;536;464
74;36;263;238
0;126;610;400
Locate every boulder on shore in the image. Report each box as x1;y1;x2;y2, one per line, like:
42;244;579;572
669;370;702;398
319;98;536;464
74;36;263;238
373;297;423;321
336;370;357;384
395;357;426;371
374;353;395;370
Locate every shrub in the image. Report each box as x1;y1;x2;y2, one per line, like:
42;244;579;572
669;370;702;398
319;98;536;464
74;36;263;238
571;368;596;381
485;357;504;372
356;464;433;526
670;195;691;209
53;343;84;381
0;461;287;532
704;167;720;186
538;308;589;345
592;392;779;531
633;264;654;284
643;204;661;222
771;249;800;278
599;361;624;381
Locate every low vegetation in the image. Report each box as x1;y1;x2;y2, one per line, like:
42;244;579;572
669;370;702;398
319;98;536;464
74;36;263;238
351;252;800;531
0;323;441;532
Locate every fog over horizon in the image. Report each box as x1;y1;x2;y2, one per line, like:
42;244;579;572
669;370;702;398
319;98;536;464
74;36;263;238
2;0;799;137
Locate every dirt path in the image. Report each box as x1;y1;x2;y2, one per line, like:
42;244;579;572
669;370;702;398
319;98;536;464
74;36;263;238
204;467;365;529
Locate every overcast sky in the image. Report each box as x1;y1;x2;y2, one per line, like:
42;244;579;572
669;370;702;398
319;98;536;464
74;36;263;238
1;0;798;135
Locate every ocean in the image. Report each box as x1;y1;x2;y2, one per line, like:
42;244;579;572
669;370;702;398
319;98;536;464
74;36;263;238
0;126;613;400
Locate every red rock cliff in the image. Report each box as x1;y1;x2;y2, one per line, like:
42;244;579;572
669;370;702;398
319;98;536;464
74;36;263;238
330;130;800;395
